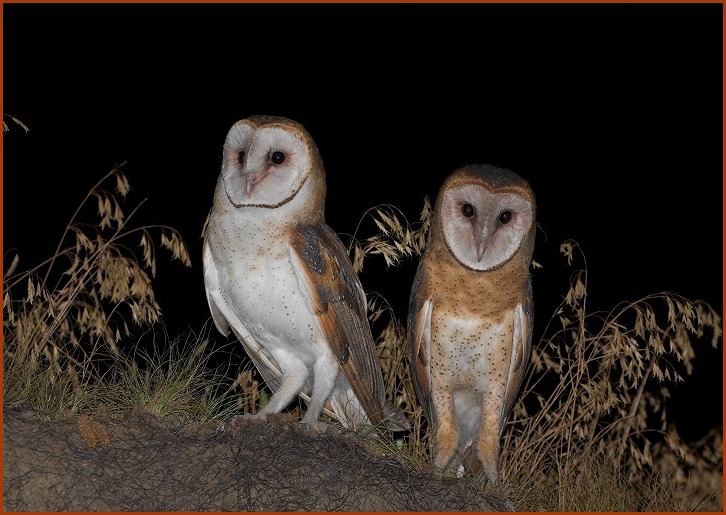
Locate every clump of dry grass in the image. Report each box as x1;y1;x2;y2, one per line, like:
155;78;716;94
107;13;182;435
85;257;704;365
94;326;242;421
346;200;431;274
3;166;191;411
501;240;722;511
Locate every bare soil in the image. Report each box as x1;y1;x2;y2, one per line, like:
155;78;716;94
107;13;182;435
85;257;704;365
3;406;515;511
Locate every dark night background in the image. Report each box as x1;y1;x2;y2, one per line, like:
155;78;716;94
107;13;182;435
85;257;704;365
3;3;723;443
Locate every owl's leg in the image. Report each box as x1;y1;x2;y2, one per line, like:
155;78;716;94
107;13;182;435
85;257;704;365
300;352;339;426
431;390;460;474
462;445;483;477
256;354;309;416
474;399;503;484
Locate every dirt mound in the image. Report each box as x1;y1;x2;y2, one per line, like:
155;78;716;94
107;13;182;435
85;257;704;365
3;406;515;511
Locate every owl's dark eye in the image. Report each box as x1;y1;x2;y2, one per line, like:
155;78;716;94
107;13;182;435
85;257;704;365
237;150;245;164
461;203;475;218
499;210;512;224
270;151;286;165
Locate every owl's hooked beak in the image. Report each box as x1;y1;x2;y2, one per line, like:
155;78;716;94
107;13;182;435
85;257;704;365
474;223;488;262
475;238;487;262
245;170;267;196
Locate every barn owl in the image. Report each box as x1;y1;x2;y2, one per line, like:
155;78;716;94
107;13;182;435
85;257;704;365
408;164;535;482
203;115;407;433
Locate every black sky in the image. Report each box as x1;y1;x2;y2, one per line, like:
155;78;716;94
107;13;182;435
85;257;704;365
3;3;723;441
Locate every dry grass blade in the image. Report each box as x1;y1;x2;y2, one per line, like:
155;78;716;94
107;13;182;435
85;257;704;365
3;113;30;133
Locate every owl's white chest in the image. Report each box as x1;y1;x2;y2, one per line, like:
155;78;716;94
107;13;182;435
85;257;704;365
204;212;321;364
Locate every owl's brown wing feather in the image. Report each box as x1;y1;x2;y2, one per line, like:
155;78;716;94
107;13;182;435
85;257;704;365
289;223;386;429
502;279;534;426
407;262;434;425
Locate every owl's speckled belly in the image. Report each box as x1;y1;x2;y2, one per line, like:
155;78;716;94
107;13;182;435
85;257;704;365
215;241;323;365
430;310;515;442
430;310;514;394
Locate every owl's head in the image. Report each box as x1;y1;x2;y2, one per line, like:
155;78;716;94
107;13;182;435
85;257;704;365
219;115;326;219
436;164;536;271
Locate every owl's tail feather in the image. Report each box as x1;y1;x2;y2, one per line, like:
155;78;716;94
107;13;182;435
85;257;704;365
324;389;410;434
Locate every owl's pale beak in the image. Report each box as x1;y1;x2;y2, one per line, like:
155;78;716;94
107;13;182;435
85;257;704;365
475;238;487;262
474;224;488;262
245;171;266;196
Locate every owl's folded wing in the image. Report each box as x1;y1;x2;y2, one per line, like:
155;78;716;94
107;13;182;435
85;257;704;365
502;280;534;427
288;223;387;429
407;265;434;426
202;240;230;337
